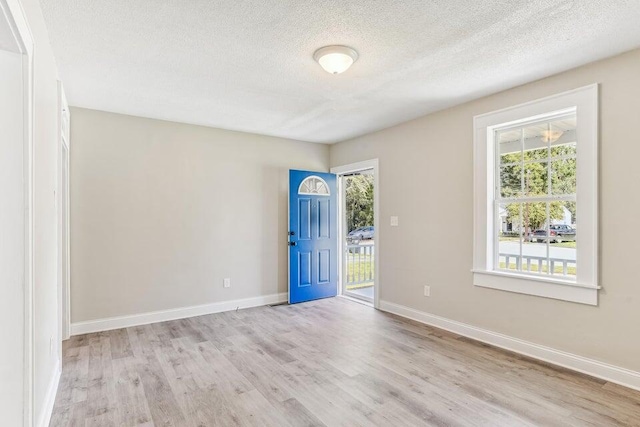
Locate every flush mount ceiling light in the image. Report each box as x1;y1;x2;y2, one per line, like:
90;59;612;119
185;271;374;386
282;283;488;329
541;129;564;143
313;45;359;74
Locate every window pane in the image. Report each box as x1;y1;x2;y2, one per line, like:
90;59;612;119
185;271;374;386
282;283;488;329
523;123;549;161
521;257;549;275
524;161;548;197
523;202;549;275
551;157;576;195
523;124;549;160
498;129;521;166
551;141;576;158
523;202;546;238
499;164;522;198
498;254;520;271
498;202;521;271
550;201;576;277
299;176;330;195
498;203;522;239
549;115;577;157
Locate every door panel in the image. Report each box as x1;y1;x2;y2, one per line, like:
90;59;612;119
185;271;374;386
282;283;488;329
318;250;330;284
318;199;330;238
298;251;312;287
289;170;337;304
298;199;312;240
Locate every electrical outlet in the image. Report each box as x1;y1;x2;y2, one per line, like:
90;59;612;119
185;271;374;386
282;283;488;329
223;278;231;288
390;216;399;226
423;285;431;297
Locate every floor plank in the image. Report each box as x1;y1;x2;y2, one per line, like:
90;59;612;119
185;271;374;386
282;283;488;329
50;298;640;426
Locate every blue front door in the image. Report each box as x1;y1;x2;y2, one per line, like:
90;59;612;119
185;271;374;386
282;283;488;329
289;170;338;304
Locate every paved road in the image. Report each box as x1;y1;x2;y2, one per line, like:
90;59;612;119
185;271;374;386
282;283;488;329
499;241;575;261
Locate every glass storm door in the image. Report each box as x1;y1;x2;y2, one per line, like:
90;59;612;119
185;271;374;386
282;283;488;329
288;170;338;304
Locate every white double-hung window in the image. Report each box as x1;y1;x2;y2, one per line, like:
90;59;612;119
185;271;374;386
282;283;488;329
473;85;599;305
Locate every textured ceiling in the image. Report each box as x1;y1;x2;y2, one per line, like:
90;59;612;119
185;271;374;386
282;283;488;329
40;0;640;143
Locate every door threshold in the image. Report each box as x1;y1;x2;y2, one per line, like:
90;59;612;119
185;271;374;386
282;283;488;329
338;294;374;308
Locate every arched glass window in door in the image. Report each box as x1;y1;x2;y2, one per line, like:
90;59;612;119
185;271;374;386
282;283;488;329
298;176;330;196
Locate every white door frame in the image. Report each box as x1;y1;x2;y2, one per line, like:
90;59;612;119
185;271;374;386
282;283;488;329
58;82;71;341
1;0;34;425
331;159;380;309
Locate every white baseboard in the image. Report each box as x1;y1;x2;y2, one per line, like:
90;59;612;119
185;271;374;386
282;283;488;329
71;292;288;335
37;359;61;427
379;300;640;392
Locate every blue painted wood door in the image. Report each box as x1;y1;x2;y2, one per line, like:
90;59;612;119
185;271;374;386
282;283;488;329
289;170;338;304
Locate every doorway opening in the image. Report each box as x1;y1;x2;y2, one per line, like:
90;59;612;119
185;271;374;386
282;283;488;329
332;160;379;307
343;171;374;302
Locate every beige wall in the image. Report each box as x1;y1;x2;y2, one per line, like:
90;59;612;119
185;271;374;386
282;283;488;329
330;48;640;372
70;108;329;322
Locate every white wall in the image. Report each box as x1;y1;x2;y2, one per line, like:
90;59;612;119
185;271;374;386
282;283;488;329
21;0;65;423
0;0;65;425
0;47;26;427
330;48;640;372
70;108;329;322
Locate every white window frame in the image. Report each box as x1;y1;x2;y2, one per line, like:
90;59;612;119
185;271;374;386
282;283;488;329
473;85;599;305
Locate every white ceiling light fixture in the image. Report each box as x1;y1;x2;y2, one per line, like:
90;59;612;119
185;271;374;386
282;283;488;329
313;45;359;75
541;129;564;143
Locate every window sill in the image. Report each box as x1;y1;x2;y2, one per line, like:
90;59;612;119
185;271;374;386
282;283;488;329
472;270;599;305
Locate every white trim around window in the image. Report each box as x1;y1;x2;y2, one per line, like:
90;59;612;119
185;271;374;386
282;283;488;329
473;85;599;305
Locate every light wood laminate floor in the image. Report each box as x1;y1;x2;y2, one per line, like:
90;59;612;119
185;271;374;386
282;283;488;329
51;298;640;426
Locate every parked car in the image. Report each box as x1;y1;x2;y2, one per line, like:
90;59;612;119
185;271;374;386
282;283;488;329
347;226;374;242
532;225;576;243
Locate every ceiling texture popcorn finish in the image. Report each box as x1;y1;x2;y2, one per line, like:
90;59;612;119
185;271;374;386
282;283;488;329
41;0;640;143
